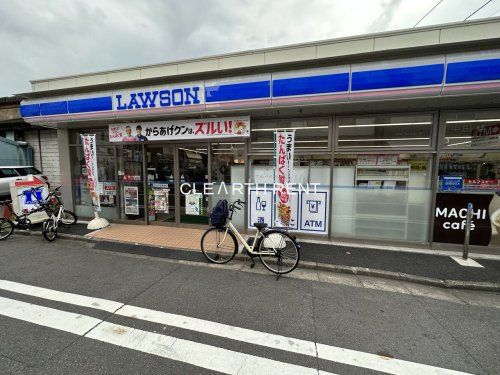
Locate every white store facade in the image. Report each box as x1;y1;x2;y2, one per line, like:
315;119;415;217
19;18;500;251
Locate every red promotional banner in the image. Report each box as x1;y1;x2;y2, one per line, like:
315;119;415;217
274;130;295;227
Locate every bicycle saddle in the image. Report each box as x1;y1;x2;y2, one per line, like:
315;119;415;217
253;222;268;231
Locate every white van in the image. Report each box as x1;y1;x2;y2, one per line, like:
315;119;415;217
0;166;49;198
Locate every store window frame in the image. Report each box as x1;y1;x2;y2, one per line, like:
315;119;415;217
438;109;500;151
334;111;439;152
250;116;333;154
431;108;500;251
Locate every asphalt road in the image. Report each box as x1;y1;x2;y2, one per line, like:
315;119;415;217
0;236;499;374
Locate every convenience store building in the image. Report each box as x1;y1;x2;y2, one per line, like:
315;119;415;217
19;18;500;251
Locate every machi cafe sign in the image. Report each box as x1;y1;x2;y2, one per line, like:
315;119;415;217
109;116;250;142
433;193;500;247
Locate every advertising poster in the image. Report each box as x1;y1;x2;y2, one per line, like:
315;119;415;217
154;189;169;213
81;134;101;212
300;191;328;232
274;130;294;227
439;176;463;192
248;189;329;234
433;193;500;246
357;155;377;166
249;190;273;226
377;154;399;166
186;193;203;215
124;186;139;215
10;176;49;224
109;116;250;142
471;123;500;148
98;181;116;206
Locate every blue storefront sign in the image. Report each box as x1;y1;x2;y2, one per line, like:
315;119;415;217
440;176;463;192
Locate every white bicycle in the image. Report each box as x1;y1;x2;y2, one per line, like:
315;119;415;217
200;199;301;275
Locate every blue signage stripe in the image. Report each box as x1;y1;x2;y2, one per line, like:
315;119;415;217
351;64;444;91
19;104;41;117
40;101;68;115
273;73;349;97
446;58;500;84
205;81;270;102
68;96;113;113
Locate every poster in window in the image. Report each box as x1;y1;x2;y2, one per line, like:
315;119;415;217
186;193;203;215
124;186;139;215
433;193;500;246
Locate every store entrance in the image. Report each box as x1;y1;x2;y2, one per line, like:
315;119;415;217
178;144;209;225
146;143;209;226
146;145;176;224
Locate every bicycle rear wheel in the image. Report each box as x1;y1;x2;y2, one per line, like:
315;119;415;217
42;218;58;241
258;230;300;274
60;210;77;226
0;219;14;240
200;227;237;264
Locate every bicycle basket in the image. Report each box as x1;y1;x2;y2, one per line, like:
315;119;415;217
210;199;229;227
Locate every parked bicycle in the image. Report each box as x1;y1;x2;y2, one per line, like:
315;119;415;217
200;199;301;275
0;185;76;241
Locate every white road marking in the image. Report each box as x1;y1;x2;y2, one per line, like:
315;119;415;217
0;296;334;375
450;256;484;268
0;296;100;335
0;279;124;312
0;279;473;375
117;304;317;356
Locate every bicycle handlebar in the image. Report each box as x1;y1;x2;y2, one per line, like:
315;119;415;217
229;199;246;212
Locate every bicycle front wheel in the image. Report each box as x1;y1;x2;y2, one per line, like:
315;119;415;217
0;219;14;240
60;210;77;225
258;230;300;274
200;227;237;264
42;218;58;242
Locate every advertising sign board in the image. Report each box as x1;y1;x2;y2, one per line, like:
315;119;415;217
109;116;250;142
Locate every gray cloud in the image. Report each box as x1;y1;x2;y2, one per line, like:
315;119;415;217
0;0;498;96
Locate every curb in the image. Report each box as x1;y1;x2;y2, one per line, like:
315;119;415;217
13;230;500;292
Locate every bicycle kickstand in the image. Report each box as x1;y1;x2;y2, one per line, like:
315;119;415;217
249;255;256;269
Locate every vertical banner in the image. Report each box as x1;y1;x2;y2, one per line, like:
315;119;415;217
274;130;295;227
81;134;101;212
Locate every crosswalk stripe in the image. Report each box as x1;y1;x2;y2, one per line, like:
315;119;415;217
0;279;472;375
0;296;100;335
0;296;335;375
0;279;123;312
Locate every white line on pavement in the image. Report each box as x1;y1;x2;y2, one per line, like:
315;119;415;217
0;296;334;375
450;256;484;268
0;279;473;375
0;296;100;335
0;279;124;312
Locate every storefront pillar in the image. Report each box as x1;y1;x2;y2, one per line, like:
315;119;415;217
57;127;74;211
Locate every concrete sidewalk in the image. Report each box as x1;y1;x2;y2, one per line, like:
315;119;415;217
18;222;500;291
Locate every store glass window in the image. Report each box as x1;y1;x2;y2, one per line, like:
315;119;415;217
250;118;329;153
211;142;246;228
337;114;434;148
70;128;110;145
332;153;432;242
443;110;500;149
435;152;500;247
70;145;118;219
250;154;330;232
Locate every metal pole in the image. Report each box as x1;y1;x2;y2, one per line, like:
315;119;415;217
463;202;473;260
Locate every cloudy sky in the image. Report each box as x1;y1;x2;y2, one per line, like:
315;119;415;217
1;0;499;96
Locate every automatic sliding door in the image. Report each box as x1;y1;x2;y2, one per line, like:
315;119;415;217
178;145;209;225
146;145;176;223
